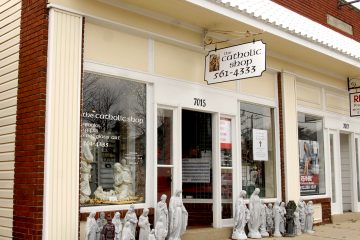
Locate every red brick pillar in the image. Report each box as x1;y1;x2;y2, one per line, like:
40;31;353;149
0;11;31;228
13;0;48;238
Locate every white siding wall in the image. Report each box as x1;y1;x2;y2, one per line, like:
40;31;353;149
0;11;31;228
0;0;21;238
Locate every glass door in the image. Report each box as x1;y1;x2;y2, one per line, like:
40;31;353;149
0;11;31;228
354;134;360;212
181;109;213;227
220;116;234;226
157;108;174;207
329;130;342;214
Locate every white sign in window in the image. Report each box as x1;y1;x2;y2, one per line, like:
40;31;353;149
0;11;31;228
205;40;266;84
252;129;268;161
220;118;231;149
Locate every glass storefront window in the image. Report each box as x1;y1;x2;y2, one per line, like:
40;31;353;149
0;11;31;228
220;117;233;219
157;109;173;165
240;102;276;198
80;72;146;206
298;113;325;196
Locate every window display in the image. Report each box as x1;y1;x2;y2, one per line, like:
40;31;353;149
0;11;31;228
80;72;146;206
240;102;276;198
298;113;325;196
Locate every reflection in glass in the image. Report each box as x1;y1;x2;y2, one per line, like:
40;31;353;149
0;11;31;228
221;169;233;219
240;102;276;198
298;113;325;196
157;109;173;165
80;72;146;206
157;167;172;202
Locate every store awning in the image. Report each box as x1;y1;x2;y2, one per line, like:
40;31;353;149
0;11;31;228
187;0;360;67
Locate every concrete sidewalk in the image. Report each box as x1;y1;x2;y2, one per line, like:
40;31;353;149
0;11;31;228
183;218;360;240
272;220;360;240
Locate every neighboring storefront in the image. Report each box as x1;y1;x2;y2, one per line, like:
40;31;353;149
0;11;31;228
2;0;360;239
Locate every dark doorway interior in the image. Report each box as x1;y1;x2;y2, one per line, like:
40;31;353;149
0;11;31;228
182;109;213;226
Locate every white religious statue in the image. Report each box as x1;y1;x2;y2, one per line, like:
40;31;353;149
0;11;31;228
259;200;269;237
80;135;96;204
149;229;156;240
272;200;282;237
80;162;92;204
249;167;258;186
279;202;286;235
168;190;188;240
232;190;249;240
155;194;169;232
112;212;122;240
305;201;315;234
297;197;306;233
265;203;274;235
248;188;262;239
85;211;98;240
124;204;138;236
94;186;116;201
113;159;133;200
294;210;301;236
139;208;151;240
121;222;135;240
155;216;168;240
96;212;107;240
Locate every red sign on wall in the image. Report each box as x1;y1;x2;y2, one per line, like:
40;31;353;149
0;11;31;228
350;92;360;117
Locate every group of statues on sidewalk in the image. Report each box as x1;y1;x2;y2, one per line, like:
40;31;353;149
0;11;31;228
86;187;314;240
85;190;188;240
232;188;315;240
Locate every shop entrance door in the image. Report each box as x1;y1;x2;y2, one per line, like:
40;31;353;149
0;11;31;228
181;109;213;227
340;133;353;212
354;135;360;212
329;130;342;214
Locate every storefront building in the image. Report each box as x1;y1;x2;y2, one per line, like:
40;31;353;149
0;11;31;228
1;0;360;239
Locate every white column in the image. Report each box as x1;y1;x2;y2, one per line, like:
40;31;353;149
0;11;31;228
43;8;83;240
281;72;300;201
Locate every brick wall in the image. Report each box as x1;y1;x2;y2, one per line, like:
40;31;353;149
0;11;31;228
308;198;332;224
272;0;360;42
13;0;48;239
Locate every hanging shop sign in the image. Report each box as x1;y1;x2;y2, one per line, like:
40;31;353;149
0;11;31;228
204;40;266;84
252;129;268;161
348;77;360;90
350;92;360;117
